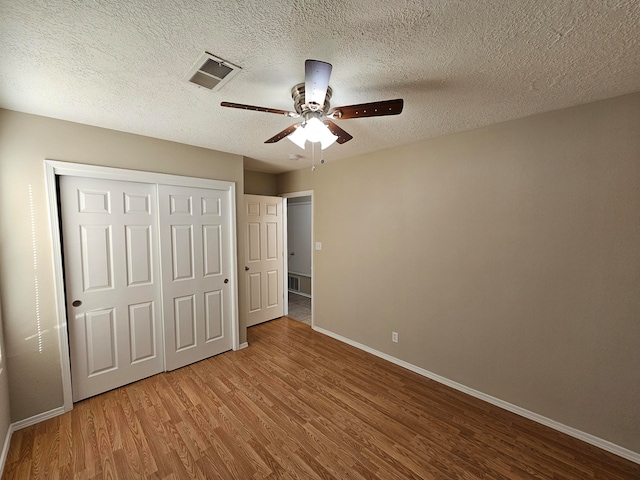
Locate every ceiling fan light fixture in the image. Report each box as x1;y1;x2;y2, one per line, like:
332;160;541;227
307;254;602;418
221;59;403;150
287;118;338;150
287;125;308;149
304;117;327;142
319;129;338;150
305;117;338;149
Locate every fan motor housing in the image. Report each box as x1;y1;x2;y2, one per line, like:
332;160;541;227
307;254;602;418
291;83;332;115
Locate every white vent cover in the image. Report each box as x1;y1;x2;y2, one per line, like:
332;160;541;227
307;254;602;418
288;275;300;292
185;52;241;92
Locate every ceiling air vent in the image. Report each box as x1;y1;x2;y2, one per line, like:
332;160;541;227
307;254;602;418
185;52;241;92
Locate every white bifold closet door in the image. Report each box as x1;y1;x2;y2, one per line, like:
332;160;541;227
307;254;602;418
60;177;234;402
60;177;163;402
158;184;233;371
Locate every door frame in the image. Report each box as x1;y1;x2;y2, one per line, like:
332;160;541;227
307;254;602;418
280;190;314;327
44;160;240;412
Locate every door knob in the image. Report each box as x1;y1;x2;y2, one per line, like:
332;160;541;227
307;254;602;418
245;266;249;271
72;300;82;307
289;252;295;256
224;278;229;283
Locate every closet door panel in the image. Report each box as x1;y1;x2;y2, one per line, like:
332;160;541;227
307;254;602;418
159;185;233;370
60;176;163;402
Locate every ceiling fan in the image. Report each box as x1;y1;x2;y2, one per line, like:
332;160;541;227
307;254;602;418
221;59;404;150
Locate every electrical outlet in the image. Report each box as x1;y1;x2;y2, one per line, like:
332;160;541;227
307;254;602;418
392;331;399;343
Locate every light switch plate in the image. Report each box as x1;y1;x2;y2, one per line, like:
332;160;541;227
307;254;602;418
315;242;322;250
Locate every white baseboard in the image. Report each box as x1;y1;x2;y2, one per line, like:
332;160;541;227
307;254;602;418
288;290;311;298
12;406;66;431
0;406;66;476
238;342;249;350
0;424;14;476
313;325;640;465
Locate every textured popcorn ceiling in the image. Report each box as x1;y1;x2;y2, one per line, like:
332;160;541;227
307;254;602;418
1;1;639;173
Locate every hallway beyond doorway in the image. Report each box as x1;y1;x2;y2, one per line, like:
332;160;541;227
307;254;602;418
287;293;311;325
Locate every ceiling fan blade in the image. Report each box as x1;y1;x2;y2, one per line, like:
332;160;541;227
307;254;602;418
324;120;353;144
221;101;299;117
264;123;300;143
305;60;332;106
329;98;404;119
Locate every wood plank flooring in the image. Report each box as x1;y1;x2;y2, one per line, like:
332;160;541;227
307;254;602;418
3;317;639;479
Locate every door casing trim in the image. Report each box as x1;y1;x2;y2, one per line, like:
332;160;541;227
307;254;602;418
44;160;239;412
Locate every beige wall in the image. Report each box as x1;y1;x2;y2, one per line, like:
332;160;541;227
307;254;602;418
298;275;311;296
277;92;640;453
0;109;245;422
244;169;278;195
0;298;11;460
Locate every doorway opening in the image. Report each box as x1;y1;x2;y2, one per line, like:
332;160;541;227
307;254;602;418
282;192;313;326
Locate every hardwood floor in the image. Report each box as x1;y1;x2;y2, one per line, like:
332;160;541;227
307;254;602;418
3;317;639;479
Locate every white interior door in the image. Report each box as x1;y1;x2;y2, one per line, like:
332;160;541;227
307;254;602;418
243;195;284;327
59;176;163;402
159;185;234;370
